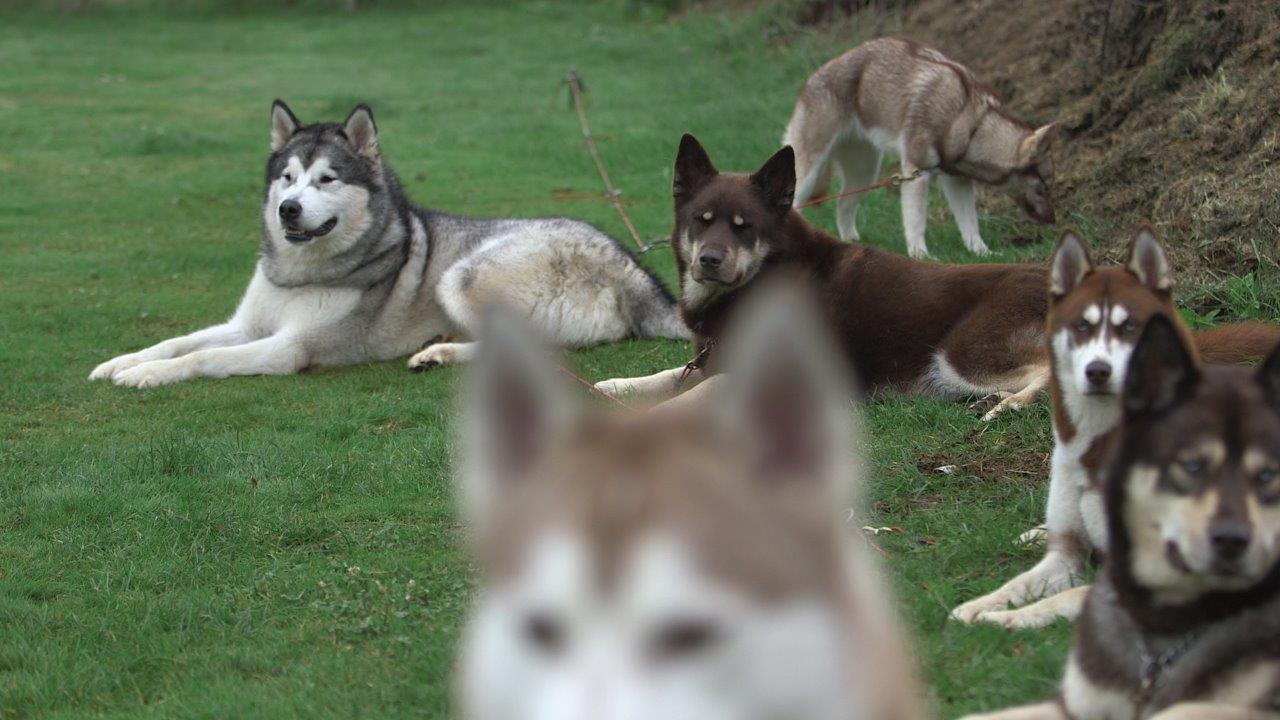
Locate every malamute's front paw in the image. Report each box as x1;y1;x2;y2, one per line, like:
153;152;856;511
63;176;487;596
90;352;148;381
407;342;473;372
112;359;188;388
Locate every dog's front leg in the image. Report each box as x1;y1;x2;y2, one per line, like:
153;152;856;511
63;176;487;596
595;365;703;401
90;322;247;381
957;702;1069;720
899;165;933;259
112;334;306;388
1148;703;1280;720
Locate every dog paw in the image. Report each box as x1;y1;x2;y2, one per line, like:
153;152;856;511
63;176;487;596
112;360;185;388
90;353;146;381
973;391;1024;421
593;378;633;398
408;342;465;372
1017;526;1048;546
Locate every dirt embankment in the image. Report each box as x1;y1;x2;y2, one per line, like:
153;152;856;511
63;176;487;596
790;0;1280;300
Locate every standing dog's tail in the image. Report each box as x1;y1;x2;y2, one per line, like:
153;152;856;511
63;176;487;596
1194;321;1280;364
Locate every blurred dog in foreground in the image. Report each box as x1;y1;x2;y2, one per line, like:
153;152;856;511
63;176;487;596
952;228;1279;629
962;316;1280;720
456;287;923;720
89;100;685;387
598;134;1051;420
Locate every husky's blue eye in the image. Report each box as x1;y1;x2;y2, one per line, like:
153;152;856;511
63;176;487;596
1257;469;1278;486
1075;319;1091;333
1179;459;1205;475
1122;320;1137;333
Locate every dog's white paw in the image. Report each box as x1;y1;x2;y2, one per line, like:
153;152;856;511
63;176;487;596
950;597;1002;625
408;342;465;372
976;391;1024;422
593;378;633;398
90;353;148;381
1017;526;1048;546
112;359;186;388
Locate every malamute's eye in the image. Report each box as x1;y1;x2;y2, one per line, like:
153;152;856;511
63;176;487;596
652;619;720;661
282;172;294;182
523;613;565;655
319;175;336;185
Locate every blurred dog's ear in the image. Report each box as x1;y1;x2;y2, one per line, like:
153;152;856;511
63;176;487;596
1123;314;1198;417
459;310;578;526
716;277;862;503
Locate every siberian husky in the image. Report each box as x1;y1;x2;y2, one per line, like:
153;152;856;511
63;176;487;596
961;315;1280;720
952;228;1279;629
784;37;1058;258
89;101;687;387
597;134;1050;420
456;287;924;720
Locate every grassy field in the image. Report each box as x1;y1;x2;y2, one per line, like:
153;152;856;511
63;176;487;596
0;1;1174;717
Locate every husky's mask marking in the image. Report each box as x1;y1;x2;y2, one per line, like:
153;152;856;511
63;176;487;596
458;290;923;720
90;100;686;387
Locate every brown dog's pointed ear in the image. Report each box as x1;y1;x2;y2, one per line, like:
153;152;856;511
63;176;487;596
1123;314;1199;417
1125;226;1174;293
343;104;380;160
1257;340;1280;409
271;99;300;151
673;133;717;201
751;145;796;210
1050;230;1093;298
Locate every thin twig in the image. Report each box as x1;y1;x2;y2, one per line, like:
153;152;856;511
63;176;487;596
796;169;924;209
557;365;633;409
564;68;648;252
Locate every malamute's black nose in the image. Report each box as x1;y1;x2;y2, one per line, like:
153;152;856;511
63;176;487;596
1210;520;1251;560
1085;361;1111;387
279;200;302;222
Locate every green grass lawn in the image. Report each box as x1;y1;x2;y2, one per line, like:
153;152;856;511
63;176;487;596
0;1;1146;717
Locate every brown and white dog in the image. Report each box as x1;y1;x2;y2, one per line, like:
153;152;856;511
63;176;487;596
952;228;1279;629
597;134;1051;419
783;38;1057;258
455;288;924;720
961;315;1280;720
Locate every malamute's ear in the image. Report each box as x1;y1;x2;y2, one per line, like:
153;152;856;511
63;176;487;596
459;310;578;525
1018;122;1058;167
1125;226;1174;293
1049;230;1093;298
673;133;718;202
343;104;380;160
1123;314;1199;416
717;278;860;502
751;145;797;210
271;99;300;152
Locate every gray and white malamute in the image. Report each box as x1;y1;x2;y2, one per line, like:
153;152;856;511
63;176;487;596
89;101;687;387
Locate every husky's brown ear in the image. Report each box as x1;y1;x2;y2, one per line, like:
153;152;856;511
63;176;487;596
1256;340;1280;409
460;310;578;524
1050;230;1093;298
1017;122;1058;168
717;278;860;502
271;99;300;152
1125;226;1174;293
343;104;380;160
751;145;797;210
1124;314;1199;417
673;133;718;202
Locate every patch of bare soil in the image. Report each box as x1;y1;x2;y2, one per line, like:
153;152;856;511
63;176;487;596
790;0;1280;288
